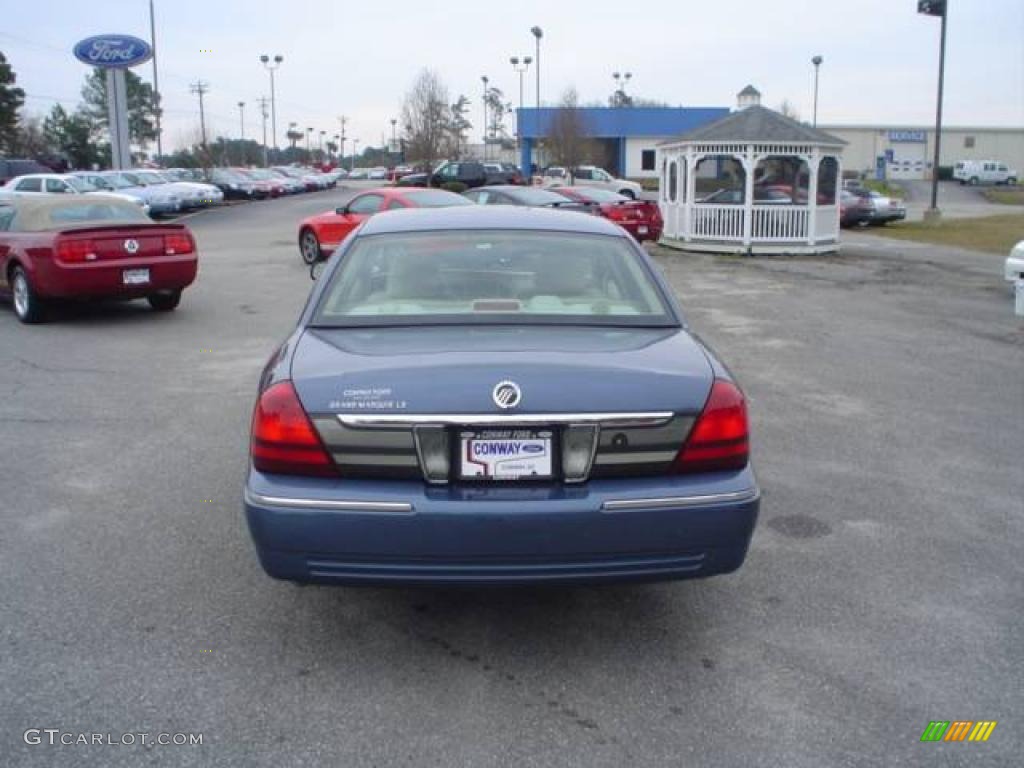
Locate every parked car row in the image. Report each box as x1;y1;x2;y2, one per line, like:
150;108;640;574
296;183;663;265
205;166;343;200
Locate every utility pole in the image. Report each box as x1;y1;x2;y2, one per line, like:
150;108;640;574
257;96;270;167
918;0;948;220
149;0;162;162
189;80;209;148
481;75;489;161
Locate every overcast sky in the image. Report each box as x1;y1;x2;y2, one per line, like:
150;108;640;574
2;0;1022;153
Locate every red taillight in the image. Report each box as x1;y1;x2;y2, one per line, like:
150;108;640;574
250;381;336;476
164;232;194;255
674;379;749;473
605;205;626;220
56;238;97;263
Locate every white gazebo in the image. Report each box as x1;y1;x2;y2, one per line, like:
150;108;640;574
658;87;846;255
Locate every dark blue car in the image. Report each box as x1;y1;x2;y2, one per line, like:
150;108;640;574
244;206;759;585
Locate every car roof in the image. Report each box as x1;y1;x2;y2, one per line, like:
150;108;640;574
0;192;145;229
358;203;625;237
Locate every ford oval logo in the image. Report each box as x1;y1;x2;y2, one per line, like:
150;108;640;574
73;35;153;69
522;445;543;454
492;380;521;410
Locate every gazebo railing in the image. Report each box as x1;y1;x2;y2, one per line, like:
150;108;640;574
751;205;809;242
814;205;839;241
691;204;745;241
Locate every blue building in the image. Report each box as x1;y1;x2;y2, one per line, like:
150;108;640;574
516;106;730;178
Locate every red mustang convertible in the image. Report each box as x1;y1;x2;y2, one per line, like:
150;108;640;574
296;187;472;264
549;186;663;242
0;194;198;323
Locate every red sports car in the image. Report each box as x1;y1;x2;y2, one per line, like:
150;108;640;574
297;187;473;264
548;187;663;242
0;194;198;323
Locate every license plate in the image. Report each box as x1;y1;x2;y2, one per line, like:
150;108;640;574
459;429;553;480
637;225;649;234
123;268;150;285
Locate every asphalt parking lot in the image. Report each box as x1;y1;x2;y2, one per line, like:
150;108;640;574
2;186;1021;767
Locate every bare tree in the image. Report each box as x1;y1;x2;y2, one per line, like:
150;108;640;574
777;99;801;121
446;95;472;159
400;69;450;165
546;87;592;180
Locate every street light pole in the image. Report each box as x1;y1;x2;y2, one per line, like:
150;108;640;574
811;55;823;127
259;54;283;154
390;118;397;148
531;27;542;112
918;0;948;218
238;101;245;140
510;56;531;142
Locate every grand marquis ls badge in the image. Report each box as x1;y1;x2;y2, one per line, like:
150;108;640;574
492;380;522;409
123;239;140;254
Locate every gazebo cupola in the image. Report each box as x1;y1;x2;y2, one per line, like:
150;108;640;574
657;88;846;255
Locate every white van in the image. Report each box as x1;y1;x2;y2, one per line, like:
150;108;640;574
953;160;1018;186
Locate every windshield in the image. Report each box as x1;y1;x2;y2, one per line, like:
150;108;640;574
65;177;97;193
312;230;674;328
136;172;167;185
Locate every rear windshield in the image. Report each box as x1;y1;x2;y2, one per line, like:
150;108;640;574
402;190;474;207
15;201;150;230
565;188;629;204
312;230;675;328
504;188;575;206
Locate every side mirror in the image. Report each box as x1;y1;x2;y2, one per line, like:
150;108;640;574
310;260;326;281
335;205;348;215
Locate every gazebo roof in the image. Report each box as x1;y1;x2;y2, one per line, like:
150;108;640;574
661;105;846;147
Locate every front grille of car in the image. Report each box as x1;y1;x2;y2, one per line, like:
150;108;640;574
311;413;695;482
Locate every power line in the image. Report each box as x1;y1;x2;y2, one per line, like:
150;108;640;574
189;80;210;147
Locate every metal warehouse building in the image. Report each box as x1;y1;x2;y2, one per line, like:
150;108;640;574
815;125;1024;180
517;87;1023;182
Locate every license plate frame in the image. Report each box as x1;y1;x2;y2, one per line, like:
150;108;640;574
457;427;556;482
637;225;649;235
122;268;150;285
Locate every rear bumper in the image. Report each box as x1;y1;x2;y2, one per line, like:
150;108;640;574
244;469;760;586
34;255;198;299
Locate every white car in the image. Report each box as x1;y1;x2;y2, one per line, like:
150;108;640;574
1005;240;1024;284
151;170;224;206
953;160;1018;186
545;166;643;199
2;173;150;215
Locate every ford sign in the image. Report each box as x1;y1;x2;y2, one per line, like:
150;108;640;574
73;35;153;69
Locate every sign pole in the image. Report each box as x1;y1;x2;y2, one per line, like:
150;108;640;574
107;69;132;169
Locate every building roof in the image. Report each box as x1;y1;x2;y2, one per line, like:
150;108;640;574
738;85;761;97
662;105;846;146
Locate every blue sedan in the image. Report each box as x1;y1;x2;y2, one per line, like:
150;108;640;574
244;206;759;585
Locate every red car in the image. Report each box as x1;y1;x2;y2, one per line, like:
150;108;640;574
548;187;663;242
297;187;473;264
234;168;286;198
0;195;198;323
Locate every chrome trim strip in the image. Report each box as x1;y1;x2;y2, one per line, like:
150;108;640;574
601;488;758;512
244;489;414;513
338;412;675;428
